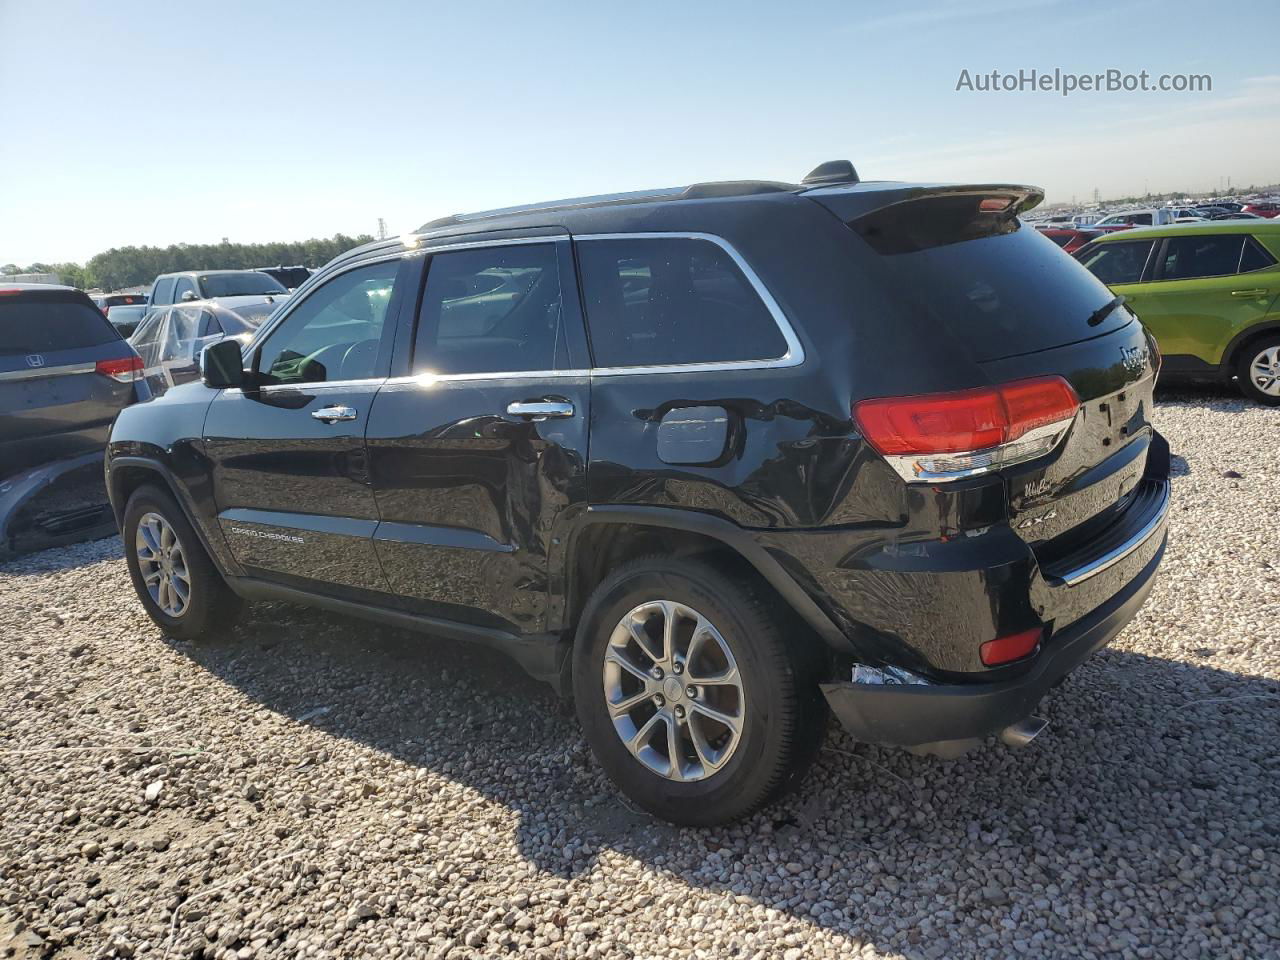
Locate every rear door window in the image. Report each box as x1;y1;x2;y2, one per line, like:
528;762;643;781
1078;240;1156;285
1157;235;1245;280
576;236;788;368
0;294;122;356
412;243;565;375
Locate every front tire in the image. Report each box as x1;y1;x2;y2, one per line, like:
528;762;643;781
122;484;242;640
573;556;825;825
1236;334;1280;405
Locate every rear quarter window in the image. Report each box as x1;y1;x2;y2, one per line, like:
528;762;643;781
576;235;789;368
0;295;122;355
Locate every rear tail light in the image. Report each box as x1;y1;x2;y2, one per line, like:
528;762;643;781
981;627;1042;666
854;376;1080;482
96;354;144;383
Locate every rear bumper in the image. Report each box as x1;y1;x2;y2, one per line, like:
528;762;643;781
820;533;1165;747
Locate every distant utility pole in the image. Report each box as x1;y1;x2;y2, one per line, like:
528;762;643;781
377;218;388;240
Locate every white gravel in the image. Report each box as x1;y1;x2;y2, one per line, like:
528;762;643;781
2;388;1278;960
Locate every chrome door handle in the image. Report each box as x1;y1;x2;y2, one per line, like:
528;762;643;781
1230;288;1268;298
506;400;574;420
311;404;358;423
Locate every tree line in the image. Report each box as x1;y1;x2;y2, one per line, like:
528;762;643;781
2;233;376;292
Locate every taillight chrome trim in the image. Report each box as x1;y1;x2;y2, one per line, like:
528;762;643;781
878;417;1076;483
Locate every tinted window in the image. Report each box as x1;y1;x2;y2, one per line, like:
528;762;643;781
199;272;287;298
1079;240;1156;285
1240;238;1277;273
256;260;398;385
152;277;176;306
0;295;122;355
577;236;787;367
1159;235;1245;280
848;198;1131;362
1047;233;1072;247
1129;213;1153;225
413;243;564;375
173;277;198;302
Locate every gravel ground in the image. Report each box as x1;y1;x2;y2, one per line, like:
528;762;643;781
2;388;1278;960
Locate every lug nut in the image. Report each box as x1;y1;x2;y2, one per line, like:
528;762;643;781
652;694;665;707
674;705;686;719
686;686;697;698
673;660;684;675
650;666;664;680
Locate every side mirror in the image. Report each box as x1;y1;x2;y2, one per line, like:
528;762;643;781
180;290;198;302
201;338;246;389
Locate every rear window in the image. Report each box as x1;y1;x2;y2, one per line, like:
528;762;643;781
577;236;788;368
845;195;1129;362
0;294;122;356
198;272;287;298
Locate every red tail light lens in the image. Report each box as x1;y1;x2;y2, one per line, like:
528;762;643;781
980;627;1042;666
96;355;144;383
854;376;1080;482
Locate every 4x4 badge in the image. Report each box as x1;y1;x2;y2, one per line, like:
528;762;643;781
1017;508;1058;529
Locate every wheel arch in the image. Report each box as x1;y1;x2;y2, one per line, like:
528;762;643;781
558;506;854;655
108;455;239;577
1223;317;1280;374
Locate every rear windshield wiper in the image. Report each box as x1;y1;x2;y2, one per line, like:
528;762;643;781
1087;295;1126;327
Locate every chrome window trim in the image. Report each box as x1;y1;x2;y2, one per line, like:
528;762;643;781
383;369;590;387
242;231;804;385
405;234;569;254
573;231;805;375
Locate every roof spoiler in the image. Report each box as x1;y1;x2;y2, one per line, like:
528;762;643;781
811;182;1045;223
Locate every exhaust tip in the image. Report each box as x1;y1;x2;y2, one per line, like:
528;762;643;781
999;715;1049;749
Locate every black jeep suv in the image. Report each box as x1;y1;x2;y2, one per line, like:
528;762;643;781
106;162;1171;825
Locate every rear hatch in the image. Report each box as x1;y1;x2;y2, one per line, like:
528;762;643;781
0;288;141;477
817;185;1163;557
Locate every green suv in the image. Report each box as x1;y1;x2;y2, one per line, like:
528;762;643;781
1075;221;1280;403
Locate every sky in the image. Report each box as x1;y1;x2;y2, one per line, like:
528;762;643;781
3;0;1278;266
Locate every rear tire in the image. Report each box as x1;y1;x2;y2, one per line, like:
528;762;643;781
573;555;825;825
1235;333;1280;405
122;484;242;640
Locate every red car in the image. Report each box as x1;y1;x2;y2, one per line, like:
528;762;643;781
1242;201;1280;218
1036;227;1103;253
